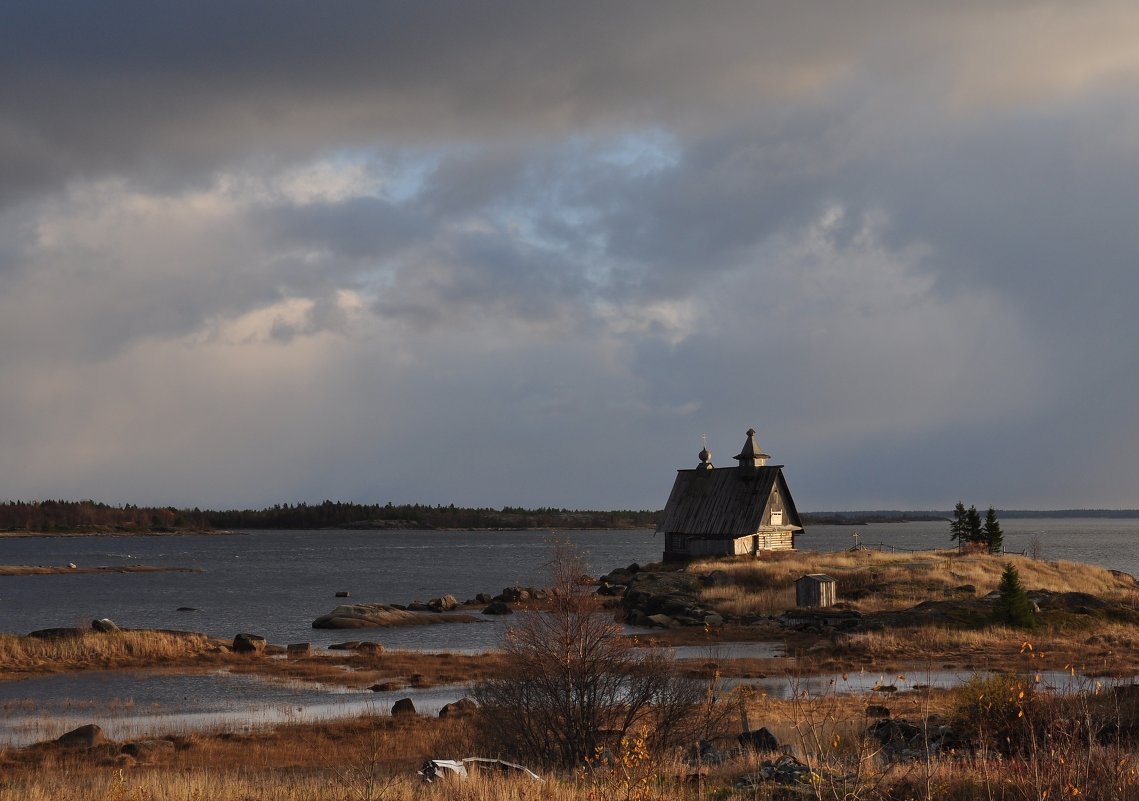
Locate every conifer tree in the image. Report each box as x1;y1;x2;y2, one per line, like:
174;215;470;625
983;506;1004;553
950;501;968;546
995;563;1035;629
965;504;983;545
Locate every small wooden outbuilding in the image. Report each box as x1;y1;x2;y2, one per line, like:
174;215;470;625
656;428;805;561
795;574;836;608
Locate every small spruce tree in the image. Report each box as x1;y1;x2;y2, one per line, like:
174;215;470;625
983;506;1003;553
995;563;1035;629
965;505;983;546
950;502;968;546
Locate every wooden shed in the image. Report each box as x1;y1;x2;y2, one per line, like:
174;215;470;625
795;574;836;608
656;428;804;561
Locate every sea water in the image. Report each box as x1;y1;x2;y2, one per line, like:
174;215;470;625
1;520;1137;743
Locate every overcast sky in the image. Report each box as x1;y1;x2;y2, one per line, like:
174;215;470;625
2;2;1138;511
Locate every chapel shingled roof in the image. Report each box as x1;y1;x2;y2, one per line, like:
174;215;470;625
655;463;802;537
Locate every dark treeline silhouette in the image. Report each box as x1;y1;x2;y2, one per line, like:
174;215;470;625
0;500;210;532
5;500;1139;534
204;501;659;530
0;499;658;532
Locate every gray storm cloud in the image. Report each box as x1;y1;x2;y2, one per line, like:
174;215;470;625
1;2;1138;510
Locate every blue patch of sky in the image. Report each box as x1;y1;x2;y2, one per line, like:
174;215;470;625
316;147;444;204
478;131;682;289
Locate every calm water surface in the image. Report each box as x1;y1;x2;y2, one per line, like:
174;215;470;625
2;520;1137;744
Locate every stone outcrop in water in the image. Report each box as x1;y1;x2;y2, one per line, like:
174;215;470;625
312;603;475;629
599;567;725;628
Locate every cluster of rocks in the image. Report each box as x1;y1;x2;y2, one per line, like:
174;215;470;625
468;586;548;615
52;724;180;764
387;696;478;718
312;586;550;628
597;564;726;629
734;754;829;792
866;713;962;759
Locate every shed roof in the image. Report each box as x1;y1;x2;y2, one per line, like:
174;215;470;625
796;574;835;584
655;464;803;538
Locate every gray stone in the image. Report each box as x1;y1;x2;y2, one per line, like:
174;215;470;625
91;618;119;633
482;601;513;615
286;643;312;658
738;727;779;752
120;739;175;759
439;698;478;717
232;633;267;654
391;698;416;716
57;724;108;748
427;594;459;612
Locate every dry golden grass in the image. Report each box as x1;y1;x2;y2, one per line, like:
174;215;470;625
691;548;1138;615
697;584;794;616
0;630;512;689
0;630;224;677
3;681;1139;800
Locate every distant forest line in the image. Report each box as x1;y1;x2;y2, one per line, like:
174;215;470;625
3;500;1139;534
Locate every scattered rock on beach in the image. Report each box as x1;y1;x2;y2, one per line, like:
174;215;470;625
482;601;513;615
286;643;312;658
91;618;119;632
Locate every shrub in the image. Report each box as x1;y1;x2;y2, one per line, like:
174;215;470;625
472;545;709;769
994;563;1036;629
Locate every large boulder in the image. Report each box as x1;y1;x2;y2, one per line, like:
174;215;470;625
91;618;120;633
28;627;85;639
286;643;312;658
427;595;459;612
482;601;513;615
439;698;478;718
120;739;175;760
738;727;779;752
312;604;474;628
232;633;267;654
391;698;417;716
57;724;109;748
